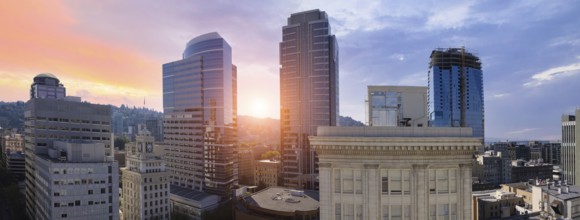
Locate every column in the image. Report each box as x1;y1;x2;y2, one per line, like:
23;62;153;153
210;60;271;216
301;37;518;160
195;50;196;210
319;162;333;219
459;163;472;219
412;164;428;220
364;164;379;220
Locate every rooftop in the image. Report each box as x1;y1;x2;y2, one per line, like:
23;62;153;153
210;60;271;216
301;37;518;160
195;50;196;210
315;126;474;138
540;185;580;200
170;185;219;202
243;187;319;214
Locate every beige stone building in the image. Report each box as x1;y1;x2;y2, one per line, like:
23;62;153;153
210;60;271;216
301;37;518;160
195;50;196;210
122;130;170;220
254;159;281;187
310;126;480;220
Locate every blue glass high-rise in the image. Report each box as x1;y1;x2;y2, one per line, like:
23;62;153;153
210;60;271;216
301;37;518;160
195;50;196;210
428;48;484;139
162;32;237;199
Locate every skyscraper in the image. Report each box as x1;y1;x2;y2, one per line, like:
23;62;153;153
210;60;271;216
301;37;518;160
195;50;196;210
30;73;66;99
162;32;237;198
280;9;339;189
24;74;118;220
428;48;484;139
561;110;580;185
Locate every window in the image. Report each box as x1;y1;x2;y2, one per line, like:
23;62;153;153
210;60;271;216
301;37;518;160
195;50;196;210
403;170;410;195
343;169;353;194
382;170;389;194
437;170;449;194
390;170;402;195
355;170;362;194
357;204;363;220
344;203;354;219
88;190;93;194
449;169;457;193
335;203;341;220
429;170;436;194
382;205;389;220
438;204;449;219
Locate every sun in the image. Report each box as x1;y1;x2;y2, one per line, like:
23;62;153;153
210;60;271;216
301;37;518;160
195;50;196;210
251;99;268;118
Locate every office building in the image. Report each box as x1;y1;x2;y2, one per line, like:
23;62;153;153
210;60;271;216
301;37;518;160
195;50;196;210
310;126;480;220
542;142;561;165
121;130;170;220
145;118;163;142
234;187;320;220
30;73;66;99
169;186;220;220
24;74;115;219
163;32;238;198
511;160;553;183
428;48;484;139
254;159;281;188
366;86;428;127
562;110;580;185
280;9;339;189
238;148;254;185
33;141;119;220
472;190;525;220
474;151;506;185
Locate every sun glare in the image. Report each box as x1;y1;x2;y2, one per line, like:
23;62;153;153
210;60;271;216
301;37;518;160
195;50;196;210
252;99;268;118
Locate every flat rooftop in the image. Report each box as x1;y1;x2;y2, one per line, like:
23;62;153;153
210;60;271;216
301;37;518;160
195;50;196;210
244;187;319;213
540;185;580;200
170;185;219;202
316;126;474;138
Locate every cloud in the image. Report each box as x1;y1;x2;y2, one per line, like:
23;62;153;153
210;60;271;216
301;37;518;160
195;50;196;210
507;128;537;135
523;63;580;87
488;93;510;100
389;53;406;61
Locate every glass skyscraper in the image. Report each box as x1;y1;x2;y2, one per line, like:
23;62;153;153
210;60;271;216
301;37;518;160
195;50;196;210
162;32;237;198
428;48;484;139
280;9;339;189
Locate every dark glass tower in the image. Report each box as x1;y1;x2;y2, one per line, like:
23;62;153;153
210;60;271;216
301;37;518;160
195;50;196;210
162;32;237;199
428;48;484;139
30;73;66;99
280;9;339;189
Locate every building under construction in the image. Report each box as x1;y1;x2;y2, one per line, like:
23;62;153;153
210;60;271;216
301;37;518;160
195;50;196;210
428;47;485;140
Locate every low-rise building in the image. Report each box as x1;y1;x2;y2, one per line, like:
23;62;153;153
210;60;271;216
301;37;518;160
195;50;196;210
532;183;580;219
511;160;553;183
254;159;281;188
5;152;25;180
235;187;320;220
472;190;525;220
169;185;220;220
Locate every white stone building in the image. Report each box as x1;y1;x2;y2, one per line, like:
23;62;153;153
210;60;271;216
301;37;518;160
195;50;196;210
122;129;170;220
366;86;428;127
310;126;480;220
34;141;119;220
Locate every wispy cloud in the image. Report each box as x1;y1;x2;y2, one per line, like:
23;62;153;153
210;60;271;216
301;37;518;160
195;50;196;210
523;63;580;87
507;128;537;135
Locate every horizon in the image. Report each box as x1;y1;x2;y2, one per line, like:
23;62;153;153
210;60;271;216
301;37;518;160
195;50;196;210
1;1;579;140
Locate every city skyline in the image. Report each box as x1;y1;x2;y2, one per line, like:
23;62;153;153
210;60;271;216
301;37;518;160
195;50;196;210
1;1;580;140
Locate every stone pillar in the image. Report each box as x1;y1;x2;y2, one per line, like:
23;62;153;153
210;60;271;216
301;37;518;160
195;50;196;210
364;164;379;220
319;162;332;220
459;163;472;219
413;164;428;220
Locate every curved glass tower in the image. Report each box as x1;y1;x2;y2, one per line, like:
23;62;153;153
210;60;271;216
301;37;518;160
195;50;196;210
162;32;237;199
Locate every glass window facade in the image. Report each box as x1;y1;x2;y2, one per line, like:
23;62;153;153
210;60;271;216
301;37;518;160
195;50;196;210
428;48;484;139
280;10;339;189
162;32;237;199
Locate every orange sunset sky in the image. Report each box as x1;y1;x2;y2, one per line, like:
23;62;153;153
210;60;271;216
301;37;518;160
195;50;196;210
0;0;285;118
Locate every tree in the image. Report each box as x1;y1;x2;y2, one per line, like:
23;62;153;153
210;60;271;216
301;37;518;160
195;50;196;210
114;136;130;150
260;150;280;160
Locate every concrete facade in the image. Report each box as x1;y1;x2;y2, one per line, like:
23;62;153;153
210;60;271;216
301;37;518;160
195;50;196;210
310;126;480;220
121;130;170;220
366;86;428;127
472;190;525;220
24;94;114;219
254;160;281;188
34;141;119;220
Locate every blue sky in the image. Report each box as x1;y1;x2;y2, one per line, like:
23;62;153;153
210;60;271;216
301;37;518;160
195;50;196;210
1;0;579;140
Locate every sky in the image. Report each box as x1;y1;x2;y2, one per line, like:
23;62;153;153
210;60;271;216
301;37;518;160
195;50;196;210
1;0;579;140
